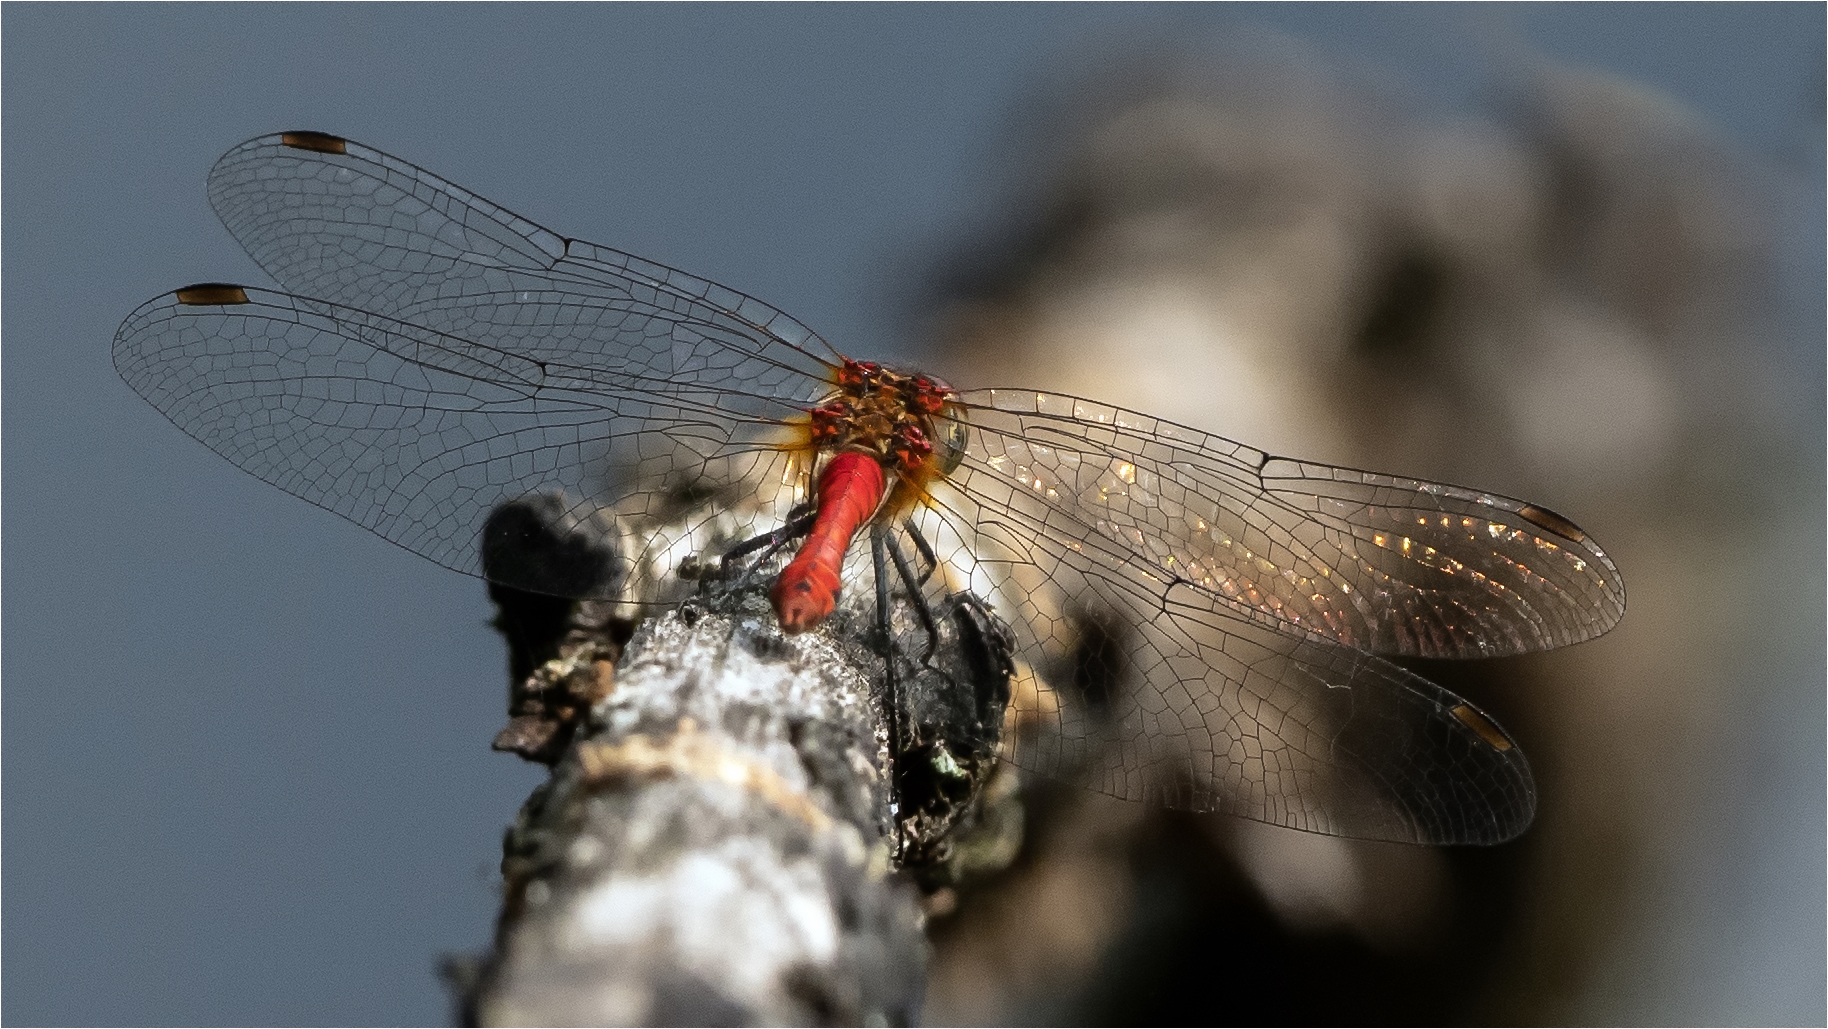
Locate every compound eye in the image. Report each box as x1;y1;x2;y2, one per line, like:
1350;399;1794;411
836;360;870;387
935;412;970;476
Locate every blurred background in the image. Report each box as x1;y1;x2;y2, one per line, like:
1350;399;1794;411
5;5;1821;1025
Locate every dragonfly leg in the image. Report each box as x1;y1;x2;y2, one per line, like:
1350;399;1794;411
870;526;907;862
884;528;944;665
718;505;817;595
901;517;942;587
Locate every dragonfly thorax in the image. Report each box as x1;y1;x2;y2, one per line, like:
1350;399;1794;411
808;359;966;482
770;361;967;635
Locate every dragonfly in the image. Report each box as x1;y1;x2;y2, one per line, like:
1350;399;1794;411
114;131;1625;846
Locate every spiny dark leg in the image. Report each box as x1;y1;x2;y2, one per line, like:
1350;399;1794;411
719;505;817;594
884;529;943;665
870;526;905;861
721;503;815;566
901;517;941;586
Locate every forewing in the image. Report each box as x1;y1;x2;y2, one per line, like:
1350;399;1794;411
113;286;807;599
950;388;1624;660
203;132;839;387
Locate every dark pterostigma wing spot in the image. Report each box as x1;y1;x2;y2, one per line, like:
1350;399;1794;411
1518;503;1586;543
1451;703;1515;752
279;130;347;154
174;283;250;306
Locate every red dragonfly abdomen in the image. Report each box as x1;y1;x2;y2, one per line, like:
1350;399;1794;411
772;451;887;633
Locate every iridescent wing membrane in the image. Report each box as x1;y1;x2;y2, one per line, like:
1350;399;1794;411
114;133;1626;845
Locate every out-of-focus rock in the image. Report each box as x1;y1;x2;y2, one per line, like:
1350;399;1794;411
917;42;1819;1025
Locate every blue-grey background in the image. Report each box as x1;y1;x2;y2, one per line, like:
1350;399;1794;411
5;5;1821;1024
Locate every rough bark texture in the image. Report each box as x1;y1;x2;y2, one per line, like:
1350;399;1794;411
442;494;1023;1025
464;595;927;1026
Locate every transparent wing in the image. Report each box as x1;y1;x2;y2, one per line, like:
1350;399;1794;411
112;285;820;598
949;388;1624;660
897;387;1623;842
908;482;1539;843
204;132;840;378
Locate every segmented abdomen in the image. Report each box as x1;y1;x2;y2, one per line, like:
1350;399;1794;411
771;451;886;633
